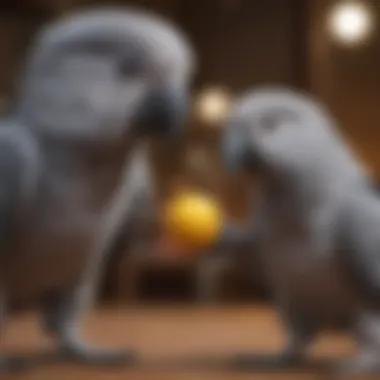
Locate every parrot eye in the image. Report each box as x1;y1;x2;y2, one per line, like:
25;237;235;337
118;58;142;78
259;109;296;133
259;114;280;133
118;47;145;78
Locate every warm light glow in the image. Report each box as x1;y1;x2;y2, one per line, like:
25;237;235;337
195;87;231;125
328;2;375;46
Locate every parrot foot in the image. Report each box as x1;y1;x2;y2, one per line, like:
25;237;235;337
0;355;36;373
331;354;380;376
58;341;136;366
40;294;137;367
231;352;301;371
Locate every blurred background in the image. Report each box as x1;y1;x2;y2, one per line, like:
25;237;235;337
1;0;379;307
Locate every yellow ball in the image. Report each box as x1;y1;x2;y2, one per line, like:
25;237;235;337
164;192;223;248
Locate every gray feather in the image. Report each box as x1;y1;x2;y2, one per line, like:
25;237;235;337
0;7;194;372
220;87;380;374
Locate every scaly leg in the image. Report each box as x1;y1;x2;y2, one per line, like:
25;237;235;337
333;311;380;375
40;145;155;366
40;289;134;366
232;306;319;371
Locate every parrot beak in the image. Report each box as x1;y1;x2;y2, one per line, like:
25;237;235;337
134;85;189;138
221;127;263;173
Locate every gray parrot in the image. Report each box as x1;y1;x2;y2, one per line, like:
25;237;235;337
220;87;380;375
0;7;194;372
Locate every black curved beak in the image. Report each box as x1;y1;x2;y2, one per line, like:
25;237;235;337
221;128;262;172
134;85;189;138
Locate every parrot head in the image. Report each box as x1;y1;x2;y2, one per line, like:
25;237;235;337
16;8;195;145
221;87;353;183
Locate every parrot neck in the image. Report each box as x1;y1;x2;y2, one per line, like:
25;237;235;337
262;148;367;216
38;134;143;214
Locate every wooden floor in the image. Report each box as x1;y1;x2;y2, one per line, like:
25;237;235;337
3;305;367;379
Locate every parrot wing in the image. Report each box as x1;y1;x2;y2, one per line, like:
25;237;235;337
104;144;156;257
338;189;380;300
0;122;41;255
101;145;156;293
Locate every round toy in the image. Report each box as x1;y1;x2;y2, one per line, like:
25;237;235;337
163;191;223;249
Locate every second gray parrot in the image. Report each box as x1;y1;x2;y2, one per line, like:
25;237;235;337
220;87;380;375
0;7;194;372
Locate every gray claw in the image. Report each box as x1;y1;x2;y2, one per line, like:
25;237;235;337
331;356;380;376
59;343;137;366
